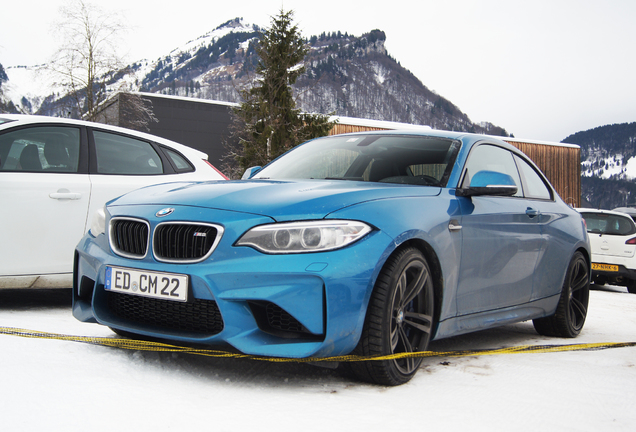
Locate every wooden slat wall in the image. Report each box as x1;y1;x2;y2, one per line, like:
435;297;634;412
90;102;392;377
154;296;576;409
505;140;580;208
329;124;388;135
328;123;580;207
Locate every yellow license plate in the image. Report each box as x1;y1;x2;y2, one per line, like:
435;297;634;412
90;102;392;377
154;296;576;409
591;263;619;272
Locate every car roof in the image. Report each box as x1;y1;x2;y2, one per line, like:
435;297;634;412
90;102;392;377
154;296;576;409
576;208;635;219
313;128;524;158
612;207;636;217
329;128;500;142
322;129;535;174
0;114;208;159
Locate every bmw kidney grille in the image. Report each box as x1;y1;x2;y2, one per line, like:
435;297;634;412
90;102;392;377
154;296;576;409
109;217;223;262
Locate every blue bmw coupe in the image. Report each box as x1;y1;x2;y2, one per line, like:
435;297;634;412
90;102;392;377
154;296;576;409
73;130;591;385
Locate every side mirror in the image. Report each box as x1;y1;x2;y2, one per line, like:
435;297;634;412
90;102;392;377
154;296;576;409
241;166;262;180
456;170;518;197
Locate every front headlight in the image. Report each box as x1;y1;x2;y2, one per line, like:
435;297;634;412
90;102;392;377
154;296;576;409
236;220;372;254
89;206;106;237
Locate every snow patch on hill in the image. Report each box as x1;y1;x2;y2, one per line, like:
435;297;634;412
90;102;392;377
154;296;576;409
4;65;64;113
581;153;636;180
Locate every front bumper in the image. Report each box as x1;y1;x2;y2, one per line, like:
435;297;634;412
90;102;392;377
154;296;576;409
73;214;391;359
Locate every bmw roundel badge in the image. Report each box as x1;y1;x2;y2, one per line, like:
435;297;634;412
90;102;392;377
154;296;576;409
156;207;175;217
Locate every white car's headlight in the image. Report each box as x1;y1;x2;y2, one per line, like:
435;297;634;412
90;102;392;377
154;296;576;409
89;207;106;237
236;220;372;254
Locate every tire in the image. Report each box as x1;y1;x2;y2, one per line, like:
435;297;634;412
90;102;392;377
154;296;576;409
349;247;435;386
533;251;590;337
627;280;636;294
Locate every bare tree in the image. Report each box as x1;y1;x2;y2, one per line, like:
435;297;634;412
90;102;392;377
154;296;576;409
48;0;128;121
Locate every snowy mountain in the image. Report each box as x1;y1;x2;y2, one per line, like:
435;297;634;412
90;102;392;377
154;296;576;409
2;18;634;209
563;122;636;209
565;123;636;181
0;18;509;137
1;64;65;114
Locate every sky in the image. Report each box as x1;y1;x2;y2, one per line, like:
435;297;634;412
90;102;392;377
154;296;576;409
1;0;635;142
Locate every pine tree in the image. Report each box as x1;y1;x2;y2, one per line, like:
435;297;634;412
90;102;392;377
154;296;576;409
227;9;335;176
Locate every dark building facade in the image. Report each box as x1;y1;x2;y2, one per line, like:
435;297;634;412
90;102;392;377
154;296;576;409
96;92;236;167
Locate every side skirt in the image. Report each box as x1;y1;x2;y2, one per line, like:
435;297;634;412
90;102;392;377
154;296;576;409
433;294;560;341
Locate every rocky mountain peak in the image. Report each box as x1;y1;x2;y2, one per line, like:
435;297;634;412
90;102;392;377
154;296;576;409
1;18;509;138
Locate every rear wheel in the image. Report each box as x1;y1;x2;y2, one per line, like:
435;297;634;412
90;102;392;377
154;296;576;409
349;247;435;386
627;280;636;294
533;251;589;337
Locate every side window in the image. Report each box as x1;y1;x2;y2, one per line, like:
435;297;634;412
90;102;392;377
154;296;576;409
0;126;80;173
93;130;163;175
462;144;522;197
161;146;194;173
514;155;552;200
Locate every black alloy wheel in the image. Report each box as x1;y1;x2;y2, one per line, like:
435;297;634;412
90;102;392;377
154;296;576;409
533;251;590;337
350;247;435;386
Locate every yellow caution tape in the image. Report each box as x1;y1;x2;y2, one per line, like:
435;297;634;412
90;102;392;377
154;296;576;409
1;326;635;363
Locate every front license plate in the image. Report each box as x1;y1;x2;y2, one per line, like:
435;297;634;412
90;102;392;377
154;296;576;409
105;266;188;302
591;263;619;272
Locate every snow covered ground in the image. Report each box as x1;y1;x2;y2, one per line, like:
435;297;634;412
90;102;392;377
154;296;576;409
1;285;634;432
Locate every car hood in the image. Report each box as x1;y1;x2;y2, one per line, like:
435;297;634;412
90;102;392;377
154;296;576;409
109;180;442;221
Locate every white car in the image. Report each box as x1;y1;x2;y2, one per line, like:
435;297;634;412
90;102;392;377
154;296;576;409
0;114;226;289
578;208;636;293
612;206;636;221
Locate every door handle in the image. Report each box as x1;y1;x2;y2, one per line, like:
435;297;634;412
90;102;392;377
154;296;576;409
448;220;462;231
49;189;82;200
526;207;539;218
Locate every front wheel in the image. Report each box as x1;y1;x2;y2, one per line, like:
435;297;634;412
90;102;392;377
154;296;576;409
349;247;435;386
533;251;590;337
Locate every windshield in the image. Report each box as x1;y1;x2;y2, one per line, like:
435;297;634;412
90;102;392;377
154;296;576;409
253;134;461;187
581;212;636;236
